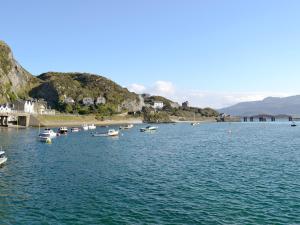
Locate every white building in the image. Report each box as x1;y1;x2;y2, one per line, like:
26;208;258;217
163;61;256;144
153;101;164;109
64;97;75;104
96;96;106;105
0;104;12;113
82;97;94;105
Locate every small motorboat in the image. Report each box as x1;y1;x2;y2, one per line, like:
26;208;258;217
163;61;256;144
39;128;56;138
191;122;200;126
88;124;96;130
58;127;68;135
291;122;297;127
92;129;119;137
119;124;134;130
71;127;80;132
140;126;158;132
0;149;7;166
38;133;52;143
82;124;89;131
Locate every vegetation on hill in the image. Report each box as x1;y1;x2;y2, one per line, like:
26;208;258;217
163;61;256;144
29;72;140;114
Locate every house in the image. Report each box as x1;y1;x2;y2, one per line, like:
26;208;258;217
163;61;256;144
0;104;12;113
95;96;106;105
13;100;35;114
182;101;189;108
64;97;75;104
82;97;94;105
12;99;55;115
153;101;164;109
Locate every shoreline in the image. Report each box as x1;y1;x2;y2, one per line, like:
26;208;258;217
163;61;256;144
31;115;219;127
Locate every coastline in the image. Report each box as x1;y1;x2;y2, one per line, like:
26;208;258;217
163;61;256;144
32;115;143;127
29;114;218;127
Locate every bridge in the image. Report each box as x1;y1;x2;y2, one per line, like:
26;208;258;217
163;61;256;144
242;114;299;122
0;111;30;127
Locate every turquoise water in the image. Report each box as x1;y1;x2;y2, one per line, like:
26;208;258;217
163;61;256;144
0;123;299;224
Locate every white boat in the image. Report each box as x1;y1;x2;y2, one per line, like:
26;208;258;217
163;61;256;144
82;124;89;131
93;129;119;137
71;127;80;132
58;127;68;135
191;112;200;126
38;133;52;143
88;124;96;130
0;150;7;166
140;126;158;132
39;128;56;138
119;124;134;130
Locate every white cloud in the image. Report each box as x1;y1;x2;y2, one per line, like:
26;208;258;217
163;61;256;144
152;81;176;96
127;81;295;109
127;83;146;94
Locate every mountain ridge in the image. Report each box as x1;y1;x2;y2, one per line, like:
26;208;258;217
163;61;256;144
220;95;300;116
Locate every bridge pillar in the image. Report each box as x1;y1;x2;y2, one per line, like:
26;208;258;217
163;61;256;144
271;117;275;122
289;117;293;121
244;117;248;122
250;117;253;122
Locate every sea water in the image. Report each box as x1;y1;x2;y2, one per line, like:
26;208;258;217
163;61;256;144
0;123;299;224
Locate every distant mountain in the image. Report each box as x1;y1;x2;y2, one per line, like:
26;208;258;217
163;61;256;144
220;95;300;116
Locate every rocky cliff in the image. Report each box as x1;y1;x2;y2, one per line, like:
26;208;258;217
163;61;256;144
0;41;40;103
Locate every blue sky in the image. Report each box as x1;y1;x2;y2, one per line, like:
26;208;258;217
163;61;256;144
1;0;300;108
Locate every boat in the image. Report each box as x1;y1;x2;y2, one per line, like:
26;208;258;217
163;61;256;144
88;124;96;130
140;126;158;132
0;149;7;166
119;124;134;130
38;133;52;143
92;129;119;137
82;124;89;131
191;112;200;126
291;122;297;127
58;127;68;135
39;128;56;138
71;127;80;132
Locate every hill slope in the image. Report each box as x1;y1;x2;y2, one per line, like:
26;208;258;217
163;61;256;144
220;95;300;116
30;72;142;112
0;41;40;103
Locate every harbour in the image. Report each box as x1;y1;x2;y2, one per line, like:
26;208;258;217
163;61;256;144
0;122;299;224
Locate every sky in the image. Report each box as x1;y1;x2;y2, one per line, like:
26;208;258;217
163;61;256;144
1;0;300;108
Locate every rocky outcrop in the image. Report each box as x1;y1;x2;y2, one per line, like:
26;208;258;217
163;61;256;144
0;41;40;103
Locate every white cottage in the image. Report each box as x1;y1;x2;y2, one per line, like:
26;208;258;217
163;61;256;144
153;101;164;109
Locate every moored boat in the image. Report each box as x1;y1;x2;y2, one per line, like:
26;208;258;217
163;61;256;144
58;127;68;135
0;150;7;166
92;129;119;137
82;124;89;131
71;127;80;132
119;124;134;130
88;124;96;130
39;128;56;138
140;126;158;132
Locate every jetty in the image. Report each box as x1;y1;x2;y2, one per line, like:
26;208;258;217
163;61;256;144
0;111;30;127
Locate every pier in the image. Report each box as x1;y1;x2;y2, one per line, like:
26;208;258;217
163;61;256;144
242;114;298;122
0;111;30;127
